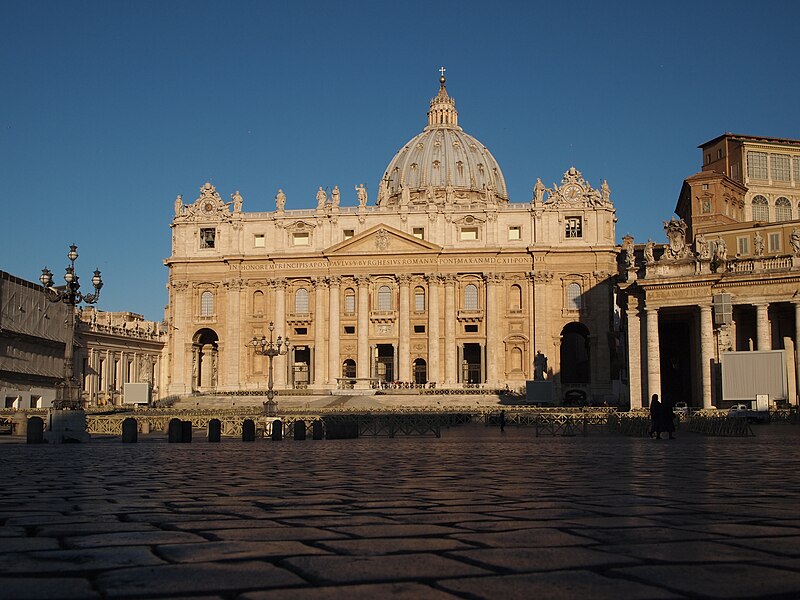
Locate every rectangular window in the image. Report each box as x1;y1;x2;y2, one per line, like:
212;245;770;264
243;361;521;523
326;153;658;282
292;232;310;246
344;294;356;315
200;228;216;248
730;163;740;181
254;234;265;248
414;325;426;334
294;327;307;336
565;217;582;238
702;184;709;191
747;151;768;179
771;154;791;182
717;148;723;159
343;229;355;240
460;227;478;241
508;226;521;240
705;153;711;165
793;157;800;183
464;324;479;333
736;236;749;255
412;227;425;239
768;232;781;253
343;325;355;335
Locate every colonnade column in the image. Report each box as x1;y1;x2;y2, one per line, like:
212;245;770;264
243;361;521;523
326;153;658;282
327;276;341;386
313;277;328;387
444;274;457;385
699;304;714;409
645;305;661;403
273;278;287;388
427;274;441;384
755;302;770;351
485;273;502;385
398;274;411;382
626;295;643;409
356;275;370;383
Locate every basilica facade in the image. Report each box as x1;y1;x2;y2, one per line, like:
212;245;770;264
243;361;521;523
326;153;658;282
164;76;619;403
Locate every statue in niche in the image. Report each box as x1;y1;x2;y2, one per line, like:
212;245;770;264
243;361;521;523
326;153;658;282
174;194;183;217
231;190;243;213
601;180;611;203
400;184;410;207
753;231;764;257
445;183;455;204
331;185;340;208
533;178;545;204
316;187;327;209
791;227;800;256
355;183;367;207
644;239;655;265
275;188;286;211
534;351;548;381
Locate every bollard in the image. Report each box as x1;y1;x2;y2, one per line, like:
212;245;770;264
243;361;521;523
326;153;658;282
271;419;283;441
181;420;193;443
121;418;138;443
168;418;183;443
26;416;45;444
208;418;222;443
294;420;306;441
312;420;323;440
242;419;255;442
140;420;151;435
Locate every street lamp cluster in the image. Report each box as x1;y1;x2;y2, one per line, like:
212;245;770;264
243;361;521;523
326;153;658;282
40;244;103;410
250;321;290;416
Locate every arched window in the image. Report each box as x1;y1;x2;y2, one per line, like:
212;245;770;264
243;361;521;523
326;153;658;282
378;285;392;311
464;284;479;310
510;284;522;311
344;288;356;315
752;195;769;222
295;288;309;314
200;291;214;316
567;282;582;311
413;358;427;384
775;197;792;221
414;287;426;312
253;290;265;315
342;359;356;379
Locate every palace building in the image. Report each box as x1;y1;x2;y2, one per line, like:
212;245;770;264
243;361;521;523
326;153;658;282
163;75;620;404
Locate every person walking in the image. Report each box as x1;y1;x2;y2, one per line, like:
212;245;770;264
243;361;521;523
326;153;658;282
499;410;507;432
661;397;676;440
649;394;662;439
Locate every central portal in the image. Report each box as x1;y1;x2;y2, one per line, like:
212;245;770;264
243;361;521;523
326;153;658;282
376;344;395;383
463;343;482;384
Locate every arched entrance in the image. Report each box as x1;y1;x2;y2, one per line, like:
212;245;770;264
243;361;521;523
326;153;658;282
342;359;356;379
560;322;590;385
193;328;219;391
413;358;427;384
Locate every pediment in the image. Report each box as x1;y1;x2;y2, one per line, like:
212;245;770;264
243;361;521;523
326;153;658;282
325;224;441;256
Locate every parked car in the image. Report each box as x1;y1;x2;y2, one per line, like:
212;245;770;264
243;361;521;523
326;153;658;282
728;403;749;416
673;401;688;416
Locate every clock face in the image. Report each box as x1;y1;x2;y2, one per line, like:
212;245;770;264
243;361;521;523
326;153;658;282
564;185;581;202
203;202;214;212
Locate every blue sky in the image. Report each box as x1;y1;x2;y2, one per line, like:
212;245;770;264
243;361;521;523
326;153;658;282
2;1;798;321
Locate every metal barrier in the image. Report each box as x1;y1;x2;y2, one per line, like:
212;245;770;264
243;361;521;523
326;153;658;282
687;415;755;437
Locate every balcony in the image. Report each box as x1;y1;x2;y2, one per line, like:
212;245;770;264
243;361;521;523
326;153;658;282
457;309;484;323
286;312;312;326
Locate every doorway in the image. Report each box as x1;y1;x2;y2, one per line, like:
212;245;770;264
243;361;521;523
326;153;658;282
376;344;394;382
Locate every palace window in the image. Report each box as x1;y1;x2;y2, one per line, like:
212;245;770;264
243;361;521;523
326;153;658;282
294;327;307;336
464;284;479;310
200;228;216;249
200;291;214;317
567;282;582;311
414;287;426;312
508;226;521;241
412;227;425;240
414;325;426;334
253;290;265;315
254;234;265;248
465;324;478;333
737;236;750;256
775;197;792;221
793;157;800;183
295;288;309;314
292;232;309;246
747;152;768;180
344;326;355;334
751;195;769;221
344;288;356;315
771;154;791;182
565;217;582;238
378;285;392;311
460;227;479;241
768;232;781;253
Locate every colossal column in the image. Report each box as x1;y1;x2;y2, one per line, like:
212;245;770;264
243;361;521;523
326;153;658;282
699;304;714;409
485;273;502;385
168;281;190;394
398;274;411;382
444;274;456;385
224;278;244;391
644;306;661;403
356;275;370;382
327;276;341;386
313;277;328;387
626;295;643;409
272;278;287;388
427;274;441;384
755;302;770;351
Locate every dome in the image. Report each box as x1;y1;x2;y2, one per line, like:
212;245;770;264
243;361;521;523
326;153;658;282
377;76;508;207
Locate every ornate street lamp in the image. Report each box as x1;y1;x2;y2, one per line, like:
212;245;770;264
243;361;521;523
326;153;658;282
40;244;103;410
250;321;290;416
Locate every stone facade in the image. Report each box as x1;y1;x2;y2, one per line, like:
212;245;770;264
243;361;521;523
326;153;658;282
164;77;619;403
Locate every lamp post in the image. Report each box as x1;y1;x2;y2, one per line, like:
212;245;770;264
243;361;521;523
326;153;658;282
250;321;290;416
40;244;103;411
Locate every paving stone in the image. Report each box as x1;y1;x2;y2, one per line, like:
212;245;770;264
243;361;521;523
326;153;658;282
328;523;463;538
210;527;347;542
724;535;800;557
316;537;475;556
34;522;158;537
0;547;165;574
0;537;61;552
96;560;305;597
157;540;330;562
64;530;207;548
169;519;288;531
453;527;595;548
566;525;722;545
282;553;491;584
439;569;679;599
602;540;780;563
0;576;99;599
611;563;800;598
447;546;641;572
240;581;462;599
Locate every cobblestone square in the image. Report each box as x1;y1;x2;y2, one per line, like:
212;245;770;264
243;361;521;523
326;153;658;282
1;425;800;598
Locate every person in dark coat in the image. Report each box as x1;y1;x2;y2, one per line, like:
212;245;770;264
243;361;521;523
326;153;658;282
661;397;676;440
649;394;662;439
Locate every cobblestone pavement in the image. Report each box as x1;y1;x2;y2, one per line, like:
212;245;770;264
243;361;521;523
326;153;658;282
1;424;800;599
